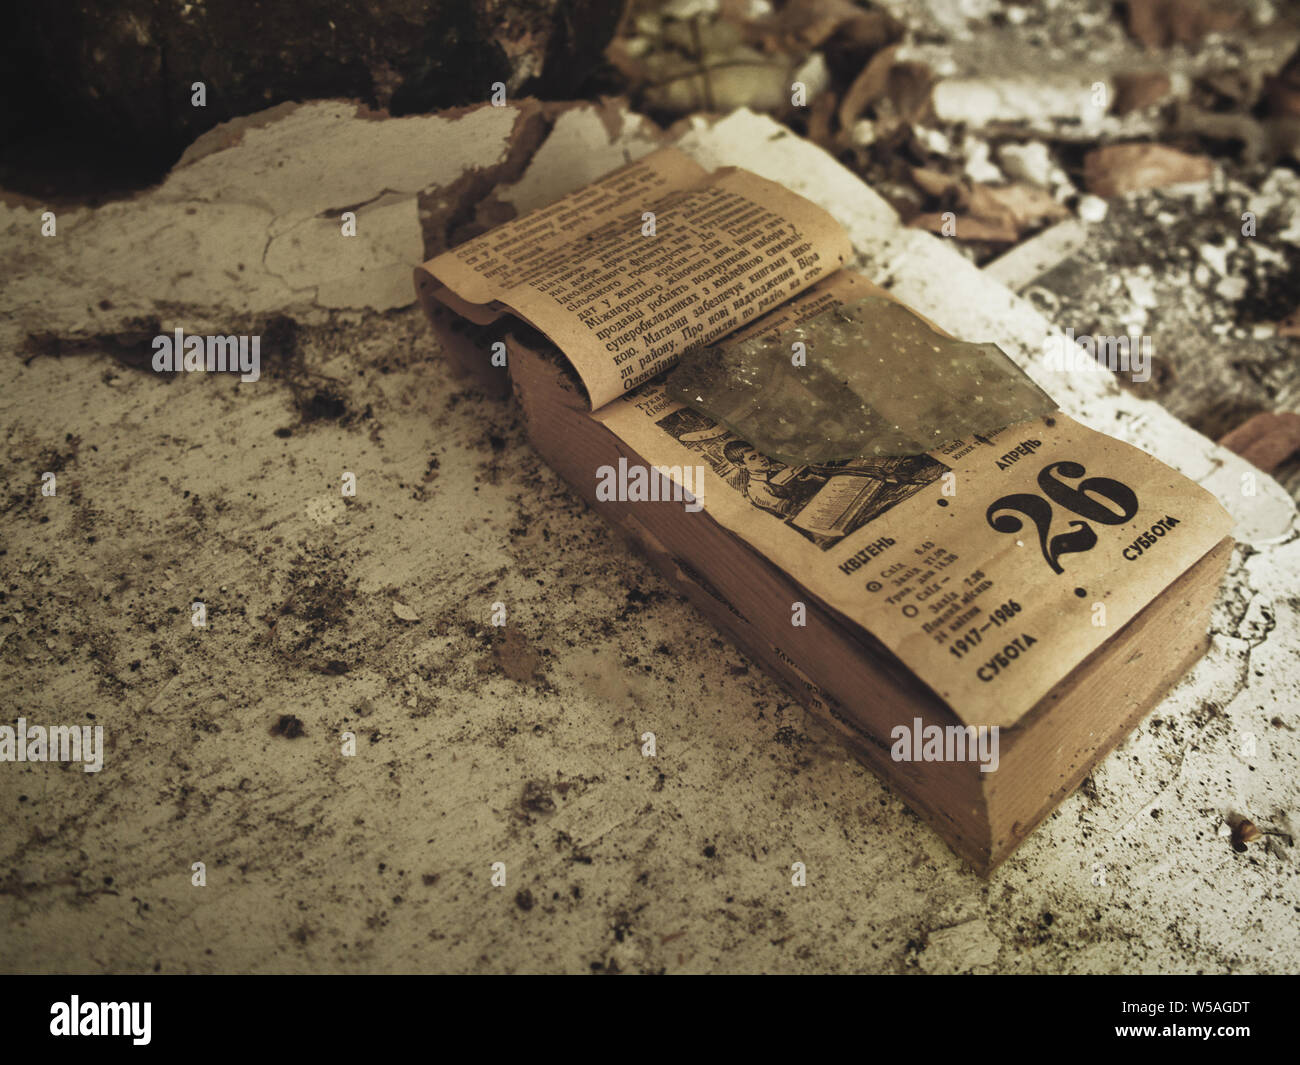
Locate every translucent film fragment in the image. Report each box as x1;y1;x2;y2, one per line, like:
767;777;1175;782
663;293;1058;465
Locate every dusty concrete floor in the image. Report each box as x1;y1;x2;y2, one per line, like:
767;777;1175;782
1;101;1297;973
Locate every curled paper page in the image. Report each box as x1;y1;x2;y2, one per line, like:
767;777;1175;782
663;292;1058;464
416;148;854;409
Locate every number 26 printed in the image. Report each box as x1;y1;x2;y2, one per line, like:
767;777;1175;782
985;461;1139;574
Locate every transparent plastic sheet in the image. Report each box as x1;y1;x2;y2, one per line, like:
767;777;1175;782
662;293;1058;465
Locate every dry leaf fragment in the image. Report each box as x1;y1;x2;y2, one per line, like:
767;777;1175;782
806;90;837;148
837;43;898;131
1126;0;1241;50
909;166;959;198
969;183;1069;229
885;61;935;125
1083;142;1213;196
1112;71;1172;114
1231;818;1262;849
908;173;1067;242
837;49;931;138
393;602;420;622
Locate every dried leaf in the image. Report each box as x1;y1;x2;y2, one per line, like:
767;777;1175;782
1112;71;1172;114
807;90;838;148
909;174;1066;241
970;183;1070;229
1126;0;1241;50
1083;142;1213;196
886;61;935;125
393;602;420;622
1231;818;1262;847
909;166;959;199
837;43;898;131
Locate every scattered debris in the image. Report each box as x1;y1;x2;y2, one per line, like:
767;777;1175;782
909;169;1068;242
984;218;1090;290
608;0;894;115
